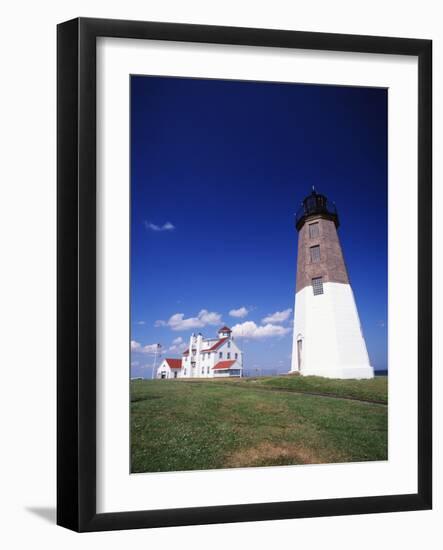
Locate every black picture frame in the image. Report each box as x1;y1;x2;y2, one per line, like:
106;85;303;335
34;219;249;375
57;17;432;532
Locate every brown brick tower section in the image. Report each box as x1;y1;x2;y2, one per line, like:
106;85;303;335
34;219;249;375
295;190;349;293
296;216;349;292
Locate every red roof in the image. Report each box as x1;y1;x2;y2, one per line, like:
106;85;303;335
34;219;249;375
202;339;227;353
218;326;232;333
213;360;237;370
182;349;189;356
165;358;182;369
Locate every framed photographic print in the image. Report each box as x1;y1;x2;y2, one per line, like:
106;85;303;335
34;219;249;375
57;17;432;532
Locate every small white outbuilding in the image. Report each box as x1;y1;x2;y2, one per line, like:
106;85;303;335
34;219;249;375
156;358;182;379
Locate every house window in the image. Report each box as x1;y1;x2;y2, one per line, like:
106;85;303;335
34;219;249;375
219;352;223;359
310;245;321;263
227;352;231;359
312;276;324;295
227;341;231;348
184;368;187;375
235;353;238;359
201;368;204;375
309;222;319;238
207;367;210;374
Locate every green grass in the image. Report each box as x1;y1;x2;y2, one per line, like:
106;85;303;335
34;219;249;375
131;376;387;473
231;375;388;404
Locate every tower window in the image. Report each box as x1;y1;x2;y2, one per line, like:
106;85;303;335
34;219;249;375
312;277;324;295
309;222;319;238
310;245;321;263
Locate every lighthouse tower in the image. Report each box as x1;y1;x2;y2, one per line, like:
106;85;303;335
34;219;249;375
290;189;374;379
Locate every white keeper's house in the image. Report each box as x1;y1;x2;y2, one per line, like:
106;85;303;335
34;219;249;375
157;326;243;379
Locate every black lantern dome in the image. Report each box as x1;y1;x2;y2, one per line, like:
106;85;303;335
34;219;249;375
295;188;339;231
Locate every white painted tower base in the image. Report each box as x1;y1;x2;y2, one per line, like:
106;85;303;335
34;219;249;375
291;282;374;379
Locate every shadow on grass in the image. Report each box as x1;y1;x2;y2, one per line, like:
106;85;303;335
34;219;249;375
131;395;163;403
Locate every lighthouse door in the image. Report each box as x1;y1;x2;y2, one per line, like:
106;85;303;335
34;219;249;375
297;339;303;370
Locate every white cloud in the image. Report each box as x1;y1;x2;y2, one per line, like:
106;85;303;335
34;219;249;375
131;340;162;354
141;343;162;354
231;321;291;339
229;306;249;318
135;320;145;325
262;308;292;324
167;336;188;354
131;340;141;351
144;220;175;232
155;309;222;331
198;310;222;325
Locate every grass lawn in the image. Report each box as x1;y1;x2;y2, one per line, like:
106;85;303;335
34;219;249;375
217;374;388;404
131;376;388;473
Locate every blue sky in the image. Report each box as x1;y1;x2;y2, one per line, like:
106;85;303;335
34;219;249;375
130;76;387;377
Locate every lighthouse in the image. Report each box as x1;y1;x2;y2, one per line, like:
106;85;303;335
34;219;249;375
290;189;374;379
